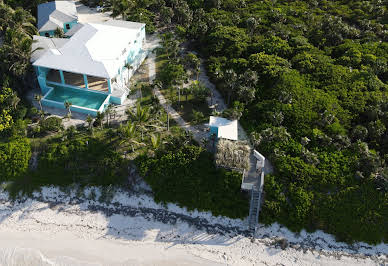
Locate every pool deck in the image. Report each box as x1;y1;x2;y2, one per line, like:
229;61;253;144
27;87;89;127
27;86;138;128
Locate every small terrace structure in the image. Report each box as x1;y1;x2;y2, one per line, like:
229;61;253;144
209;116;238;141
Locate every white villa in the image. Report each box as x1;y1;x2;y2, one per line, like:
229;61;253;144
31;20;147;115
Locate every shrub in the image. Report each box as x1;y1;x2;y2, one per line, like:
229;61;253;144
192;82;210;102
136;144;249;218
0;138;31;181
23;137;128;188
192;109;204;123
40;116;63;133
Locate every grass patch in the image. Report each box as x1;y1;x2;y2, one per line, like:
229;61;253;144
155;49;169;77
172;97;210;124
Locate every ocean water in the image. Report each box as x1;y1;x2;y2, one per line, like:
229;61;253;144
0;248;100;266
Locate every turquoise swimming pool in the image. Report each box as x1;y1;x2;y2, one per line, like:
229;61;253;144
45;84;107;110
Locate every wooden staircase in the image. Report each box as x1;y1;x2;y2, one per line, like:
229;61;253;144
248;170;265;232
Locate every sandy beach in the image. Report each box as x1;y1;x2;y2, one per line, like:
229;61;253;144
0;185;386;265
0;230;221;265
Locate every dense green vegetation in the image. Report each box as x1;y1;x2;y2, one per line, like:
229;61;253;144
0;137;31;181
104;0;388;244
32;135;127;186
137;142;249;218
1;0;387;244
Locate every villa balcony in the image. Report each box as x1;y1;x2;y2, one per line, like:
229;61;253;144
46;69;109;92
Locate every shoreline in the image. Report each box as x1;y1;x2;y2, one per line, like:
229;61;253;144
0;185;386;265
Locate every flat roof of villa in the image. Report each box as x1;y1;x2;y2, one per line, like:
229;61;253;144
209;116;238;141
64;22;84;37
38;1;78;32
33;21;146;79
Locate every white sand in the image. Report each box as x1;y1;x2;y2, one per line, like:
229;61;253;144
0;230;220;265
0;186;386;265
75;1;112;24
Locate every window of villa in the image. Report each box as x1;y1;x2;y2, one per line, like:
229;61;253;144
66;24;70;30
45;32;50;37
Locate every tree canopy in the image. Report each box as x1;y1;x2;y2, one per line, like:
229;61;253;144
105;0;388;244
2;0;388;244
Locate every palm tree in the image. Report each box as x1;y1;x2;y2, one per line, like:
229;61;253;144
124;62;133;84
105;128;115;143
153;80;163;95
4;31;42;88
224;69;238;105
183;83;193;102
184;53;201;80
151;133;161;149
38;110;45;120
7;91;20;110
64;101;72;119
161;32;173;58
86;114;93;131
176;85;181;103
127;103;150;140
195;63;201;80
111;108;117;120
54;27;64;38
246;17;258;36
133;83;144;103
170;40;180;60
105;104;114;126
119;122;144;152
110;0;135;20
0;6;38;89
165;98;171;132
0;5;37;37
96;111;105;128
34;93;43;112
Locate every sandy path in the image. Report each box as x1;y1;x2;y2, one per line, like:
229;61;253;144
75;1;111;24
147;36;208;142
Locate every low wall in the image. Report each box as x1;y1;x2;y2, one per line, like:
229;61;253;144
110;95;122;105
41;87;110;116
42;97;99;116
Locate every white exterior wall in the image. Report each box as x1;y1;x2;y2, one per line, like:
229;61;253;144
113;26;146;87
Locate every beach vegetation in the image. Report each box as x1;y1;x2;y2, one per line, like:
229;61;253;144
136;142;249;218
